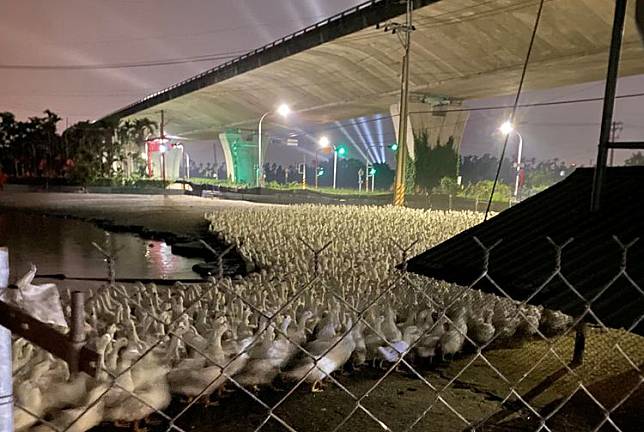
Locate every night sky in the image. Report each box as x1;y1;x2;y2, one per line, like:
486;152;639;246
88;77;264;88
1;0;642;167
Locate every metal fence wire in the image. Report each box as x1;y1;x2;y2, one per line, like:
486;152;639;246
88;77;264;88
6;235;644;432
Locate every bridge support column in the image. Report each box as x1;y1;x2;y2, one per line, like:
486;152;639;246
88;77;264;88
390;98;469;188
218;129;259;185
390;99;469;155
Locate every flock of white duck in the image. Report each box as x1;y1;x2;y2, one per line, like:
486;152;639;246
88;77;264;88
11;205;573;431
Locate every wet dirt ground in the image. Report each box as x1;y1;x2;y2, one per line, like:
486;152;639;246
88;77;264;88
89;329;643;432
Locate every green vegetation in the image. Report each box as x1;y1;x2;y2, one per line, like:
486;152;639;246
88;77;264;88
414;130;458;191
625;152;644;166
189;177;390;196
0;110;157;185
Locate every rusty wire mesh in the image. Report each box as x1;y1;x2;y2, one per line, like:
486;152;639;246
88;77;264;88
8;232;644;432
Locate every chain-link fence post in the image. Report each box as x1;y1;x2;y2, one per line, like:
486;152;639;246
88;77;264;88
0;247;13;432
92;241;117;285
199;240;238;279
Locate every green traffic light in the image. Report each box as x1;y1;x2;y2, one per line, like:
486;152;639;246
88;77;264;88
390;143;399;151
336;146;347;156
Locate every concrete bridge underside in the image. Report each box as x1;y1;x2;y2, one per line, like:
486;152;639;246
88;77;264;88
109;0;644;158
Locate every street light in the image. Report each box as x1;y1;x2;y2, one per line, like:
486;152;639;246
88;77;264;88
499;121;524;198
319;136;339;189
257;103;290;187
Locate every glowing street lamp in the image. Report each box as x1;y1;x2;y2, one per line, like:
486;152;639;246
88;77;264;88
499;120;524;198
276;103;290;118
257;103;290;187
499;120;514;136
319;136;330;148
319;136;340;189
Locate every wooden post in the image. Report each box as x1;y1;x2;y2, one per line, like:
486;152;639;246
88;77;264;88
69;291;86;374
571;321;587;367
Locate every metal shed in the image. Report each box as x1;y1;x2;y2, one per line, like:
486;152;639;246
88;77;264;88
406;167;644;335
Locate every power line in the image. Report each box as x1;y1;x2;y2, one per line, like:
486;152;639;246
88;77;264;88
310;91;644;134
0;50;247;71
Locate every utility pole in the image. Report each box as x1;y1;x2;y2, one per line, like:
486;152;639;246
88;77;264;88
390;0;414;206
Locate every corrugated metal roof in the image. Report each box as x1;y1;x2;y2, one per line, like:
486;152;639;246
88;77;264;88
406;167;644;335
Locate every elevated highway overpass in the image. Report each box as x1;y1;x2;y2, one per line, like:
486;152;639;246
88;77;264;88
103;0;644;182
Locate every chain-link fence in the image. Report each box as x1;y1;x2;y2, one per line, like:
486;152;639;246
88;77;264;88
4;231;643;432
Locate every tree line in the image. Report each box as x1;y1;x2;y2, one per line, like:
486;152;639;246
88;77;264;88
3;110;642;194
0;110;156;183
408;130;644;200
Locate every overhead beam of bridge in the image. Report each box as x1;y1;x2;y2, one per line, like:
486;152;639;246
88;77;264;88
104;0;644;140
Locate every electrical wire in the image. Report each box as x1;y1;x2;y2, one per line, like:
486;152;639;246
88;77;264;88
485;0;545;220
303;91;644;135
0;50;247;70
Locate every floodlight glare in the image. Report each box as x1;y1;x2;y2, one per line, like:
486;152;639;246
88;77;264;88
499;121;514;136
319;136;330;148
277;104;290;118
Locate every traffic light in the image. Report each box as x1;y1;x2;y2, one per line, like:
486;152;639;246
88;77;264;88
336;145;347;157
369;167;376;176
317;167;325;177
389;143;399;152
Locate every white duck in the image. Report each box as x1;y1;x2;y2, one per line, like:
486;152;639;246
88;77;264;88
168;321;247;404
104;348;171;429
30;384;107;432
468;308;495;347
234;318;294;390
282;318;358;392
14;380;43;432
377;325;422;364
439;311;468;361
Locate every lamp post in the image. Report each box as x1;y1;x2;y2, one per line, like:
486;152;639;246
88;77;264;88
314;150;319;189
319;136;340;190
499;121;524;198
257;103;290;187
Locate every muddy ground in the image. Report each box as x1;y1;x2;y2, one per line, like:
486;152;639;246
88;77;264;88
89;328;643;432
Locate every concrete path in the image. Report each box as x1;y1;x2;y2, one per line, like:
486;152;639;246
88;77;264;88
0;192;272;237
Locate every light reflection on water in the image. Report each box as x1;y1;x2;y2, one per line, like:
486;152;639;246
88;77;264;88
0;211;201;281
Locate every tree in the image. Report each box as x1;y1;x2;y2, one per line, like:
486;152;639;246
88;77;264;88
373;163;395;190
625;152;644;166
1;109;158;183
463;180;511;202
0;112;19;174
414;130;459;191
460;153;513;185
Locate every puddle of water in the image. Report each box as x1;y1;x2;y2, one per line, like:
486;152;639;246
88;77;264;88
0;211;201;281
